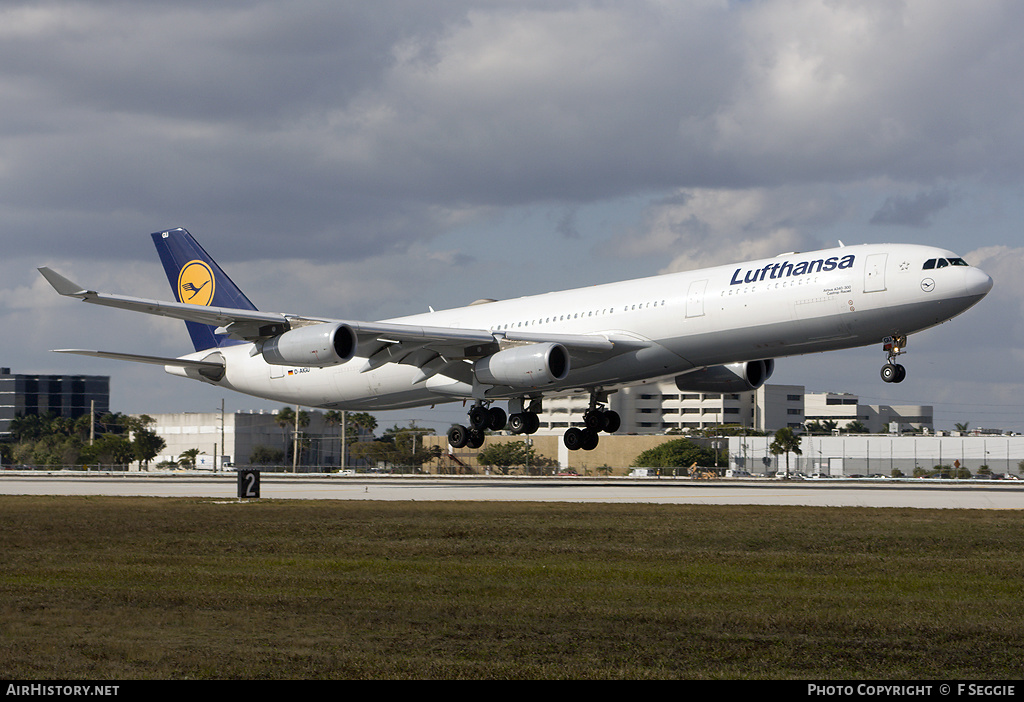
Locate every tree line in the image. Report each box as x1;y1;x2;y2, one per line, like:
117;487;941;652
2;412;166;469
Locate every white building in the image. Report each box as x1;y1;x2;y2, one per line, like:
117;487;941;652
146;410;356;469
533;381;932;436
532;381;803;434
804;391;933;433
533;384;762;434
730;433;1024;477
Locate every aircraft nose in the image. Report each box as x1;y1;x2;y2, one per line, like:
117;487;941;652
964;267;994;298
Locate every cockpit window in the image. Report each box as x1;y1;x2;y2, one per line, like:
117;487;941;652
923;257;969;270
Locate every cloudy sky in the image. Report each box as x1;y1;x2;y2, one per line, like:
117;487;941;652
4;0;1024;433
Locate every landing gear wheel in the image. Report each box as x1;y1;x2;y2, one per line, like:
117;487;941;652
508;413;526;434
447;424;469;449
487;407;507;431
468;406;490;431
467;429;485;449
881;363;906;383
510;412;540;434
583;407;621;433
583;409;605;431
564;427;600;451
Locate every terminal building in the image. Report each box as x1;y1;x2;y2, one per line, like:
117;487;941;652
0;367;110;440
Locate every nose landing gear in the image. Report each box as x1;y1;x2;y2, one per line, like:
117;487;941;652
881;335;907;383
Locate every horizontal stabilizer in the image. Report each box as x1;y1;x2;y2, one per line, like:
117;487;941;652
52;349;225;370
38;267;90;296
39;266;287;337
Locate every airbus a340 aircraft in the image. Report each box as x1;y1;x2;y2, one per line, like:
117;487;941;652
40;228;992;451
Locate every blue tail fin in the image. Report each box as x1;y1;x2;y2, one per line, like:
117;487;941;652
151;228;258;352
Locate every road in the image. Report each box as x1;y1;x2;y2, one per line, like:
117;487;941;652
1;472;1022;508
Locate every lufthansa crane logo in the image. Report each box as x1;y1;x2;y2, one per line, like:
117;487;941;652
177;260;215;305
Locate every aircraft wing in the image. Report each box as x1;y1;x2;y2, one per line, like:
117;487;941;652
39;267;649;367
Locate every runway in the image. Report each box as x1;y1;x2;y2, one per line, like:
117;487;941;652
1;472;1022;509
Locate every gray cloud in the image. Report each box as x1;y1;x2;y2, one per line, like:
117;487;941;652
3;1;1022;264
870;188;953;228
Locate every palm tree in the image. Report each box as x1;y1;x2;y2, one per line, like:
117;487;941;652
324;410;344;468
177;448;203;469
345;412;377;470
275;406;295;455
769;427;802;478
347;412;377;438
276;406;309;470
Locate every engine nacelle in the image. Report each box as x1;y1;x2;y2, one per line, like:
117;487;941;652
474;342;570;387
261;323;357;367
674;359;775;393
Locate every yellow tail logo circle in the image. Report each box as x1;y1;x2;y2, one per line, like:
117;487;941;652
177;260;215;305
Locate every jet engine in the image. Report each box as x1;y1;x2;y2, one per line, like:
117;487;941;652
674;359;774;393
260;323;357;367
474;342;570;387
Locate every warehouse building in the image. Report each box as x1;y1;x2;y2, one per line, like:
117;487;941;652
729;433;1024;478
147;409;365;470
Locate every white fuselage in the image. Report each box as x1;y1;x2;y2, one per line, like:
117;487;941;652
175;243;992;410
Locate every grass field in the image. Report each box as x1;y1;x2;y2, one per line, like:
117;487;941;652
1;496;1022;679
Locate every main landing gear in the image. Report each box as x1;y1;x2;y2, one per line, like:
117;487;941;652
447;402;507;449
448;398;547;449
881;334;907;384
446;394;621;453
563;395;620;452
